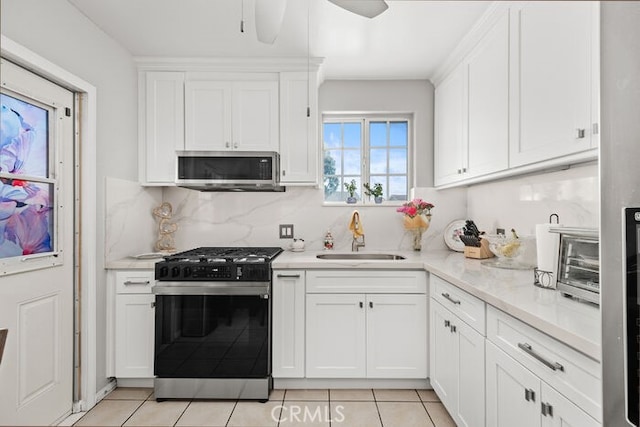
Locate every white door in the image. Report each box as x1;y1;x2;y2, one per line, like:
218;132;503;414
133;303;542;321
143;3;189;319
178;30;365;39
272;270;306;378
456;317;485;427
233;81;279;151
486;342;540;427
430;300;458;410
115;294;155;378
366;294;427;378
540;383;600;427
305;293;366;378
185;80;232;151
0;59;76;425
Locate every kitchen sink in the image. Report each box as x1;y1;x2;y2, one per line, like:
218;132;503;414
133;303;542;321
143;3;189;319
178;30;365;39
316;253;406;261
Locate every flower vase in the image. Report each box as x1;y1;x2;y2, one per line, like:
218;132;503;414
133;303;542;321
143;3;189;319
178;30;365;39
403;214;431;251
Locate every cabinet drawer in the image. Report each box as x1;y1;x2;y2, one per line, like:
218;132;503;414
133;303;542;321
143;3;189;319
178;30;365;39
306;270;426;294
115;271;155;294
487;306;601;422
431;274;486;334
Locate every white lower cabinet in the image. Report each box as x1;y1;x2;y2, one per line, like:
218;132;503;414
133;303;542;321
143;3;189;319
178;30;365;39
109;270;155;378
430;296;485;427
486;341;599;427
306;293;427;378
115;294;155;378
272;270;306;378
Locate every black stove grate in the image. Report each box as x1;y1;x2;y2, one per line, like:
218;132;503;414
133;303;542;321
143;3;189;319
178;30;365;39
163;247;283;263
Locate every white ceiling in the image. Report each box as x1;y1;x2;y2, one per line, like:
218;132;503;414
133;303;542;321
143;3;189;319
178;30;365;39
66;0;491;80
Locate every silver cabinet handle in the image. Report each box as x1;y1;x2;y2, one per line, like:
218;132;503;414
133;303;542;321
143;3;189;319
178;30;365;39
450;324;457;333
369;301;373;308
457;169;462;174
359;301;364;308
525;388;536;402
541;402;553;417
225;141;230;148
576;128;586;139
444;320;450;328
276;274;301;278
441;292;461;305
462;167;467;173
233;142;238;149
123;280;150;285
518;343;564;372
282;170;286;176
150;301;156;308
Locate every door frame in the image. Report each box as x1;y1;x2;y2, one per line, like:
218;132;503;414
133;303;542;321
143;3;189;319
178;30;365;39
1;35;99;411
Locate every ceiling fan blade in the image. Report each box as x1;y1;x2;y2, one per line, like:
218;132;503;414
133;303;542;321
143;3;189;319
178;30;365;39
327;0;389;18
255;0;288;44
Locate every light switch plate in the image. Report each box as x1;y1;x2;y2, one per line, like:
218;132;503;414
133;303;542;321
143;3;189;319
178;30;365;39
279;224;294;239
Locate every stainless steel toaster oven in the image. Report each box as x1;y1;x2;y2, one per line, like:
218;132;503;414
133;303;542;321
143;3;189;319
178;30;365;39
550;227;599;305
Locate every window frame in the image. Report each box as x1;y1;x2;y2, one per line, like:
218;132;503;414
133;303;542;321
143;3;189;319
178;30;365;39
321;112;414;206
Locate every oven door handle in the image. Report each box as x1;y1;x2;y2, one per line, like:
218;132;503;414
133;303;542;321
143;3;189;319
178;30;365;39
153;282;270;296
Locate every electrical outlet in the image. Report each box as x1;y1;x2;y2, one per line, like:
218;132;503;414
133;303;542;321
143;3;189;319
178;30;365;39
496;228;505;235
279;224;294;239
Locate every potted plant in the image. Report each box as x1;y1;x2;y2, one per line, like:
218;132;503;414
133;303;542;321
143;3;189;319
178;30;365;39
363;182;384;204
344;179;357;203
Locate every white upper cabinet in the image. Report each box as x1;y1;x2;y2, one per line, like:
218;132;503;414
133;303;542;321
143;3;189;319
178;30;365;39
509;2;598;167
434;9;509;186
466;10;509;178
434;64;466;186
433;2;598;188
279;72;319;185
185;79;279;152
139;71;184;185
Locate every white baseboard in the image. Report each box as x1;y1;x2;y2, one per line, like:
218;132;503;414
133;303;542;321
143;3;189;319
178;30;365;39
274;378;431;389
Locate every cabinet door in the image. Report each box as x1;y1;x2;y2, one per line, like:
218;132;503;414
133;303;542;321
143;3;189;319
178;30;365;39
115;294;155;378
509;2;596;167
272;271;305;378
279;71;318;185
184;81;232;151
466;10;509;179
142;71;184;184
306;294;366;378
430;300;458;410
486;342;540;427
366;294;427;378
456;317;486;427
434;64;466;186
233;81;279;151
540;383;600;427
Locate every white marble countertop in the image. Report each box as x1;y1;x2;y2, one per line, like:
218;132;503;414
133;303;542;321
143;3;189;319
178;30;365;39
273;249;601;361
106;257;160;270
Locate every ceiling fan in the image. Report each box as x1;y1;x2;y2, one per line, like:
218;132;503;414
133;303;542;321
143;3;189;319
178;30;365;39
253;0;389;45
327;0;389;19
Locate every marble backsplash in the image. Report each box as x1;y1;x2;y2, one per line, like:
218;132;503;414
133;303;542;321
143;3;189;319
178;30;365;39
105;176;162;262
104;163;599;261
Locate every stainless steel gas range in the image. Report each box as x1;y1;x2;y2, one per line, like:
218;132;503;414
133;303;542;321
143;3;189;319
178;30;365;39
152;247;283;401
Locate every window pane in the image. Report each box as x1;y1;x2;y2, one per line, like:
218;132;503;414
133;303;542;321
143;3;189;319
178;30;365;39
370;122;387;147
323;123;341;148
0;180;54;257
1;93;49;177
343;150;361;175
389;148;407;174
389;176;408;201
324;176;341;200
343;123;361;148
390;121;407;147
324;150;342;175
370;149;388;174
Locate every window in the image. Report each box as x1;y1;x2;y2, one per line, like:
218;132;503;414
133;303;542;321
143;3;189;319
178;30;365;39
323;115;411;203
0;92;56;259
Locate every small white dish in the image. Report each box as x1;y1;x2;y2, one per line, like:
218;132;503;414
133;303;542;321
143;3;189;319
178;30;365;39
290;248;305;252
130;252;166;260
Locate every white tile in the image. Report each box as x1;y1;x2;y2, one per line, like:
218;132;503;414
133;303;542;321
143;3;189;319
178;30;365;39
123;400;189;426
175;401;235;427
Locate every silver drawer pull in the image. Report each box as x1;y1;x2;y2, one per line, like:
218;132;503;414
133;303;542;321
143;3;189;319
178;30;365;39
276;274;301;278
518;342;564;372
441;292;461;305
123;280;150;285
525;388;536;402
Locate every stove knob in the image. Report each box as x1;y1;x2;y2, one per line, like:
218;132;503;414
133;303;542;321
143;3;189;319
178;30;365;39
171;266;180;278
159;266;169;278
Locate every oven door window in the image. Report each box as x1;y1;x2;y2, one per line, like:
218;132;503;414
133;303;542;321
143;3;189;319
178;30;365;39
154;295;270;378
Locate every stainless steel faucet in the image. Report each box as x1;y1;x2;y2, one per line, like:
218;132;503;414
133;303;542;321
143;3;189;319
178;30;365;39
352;234;365;252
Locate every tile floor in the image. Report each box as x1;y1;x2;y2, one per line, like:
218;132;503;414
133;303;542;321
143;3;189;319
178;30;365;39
73;388;456;427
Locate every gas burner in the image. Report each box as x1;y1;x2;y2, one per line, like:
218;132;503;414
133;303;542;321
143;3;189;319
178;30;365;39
234;256;267;263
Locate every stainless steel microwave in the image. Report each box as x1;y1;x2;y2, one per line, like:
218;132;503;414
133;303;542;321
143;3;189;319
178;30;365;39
175;151;284;192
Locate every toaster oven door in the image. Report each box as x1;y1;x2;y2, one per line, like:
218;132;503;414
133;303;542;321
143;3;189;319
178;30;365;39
556;234;599;304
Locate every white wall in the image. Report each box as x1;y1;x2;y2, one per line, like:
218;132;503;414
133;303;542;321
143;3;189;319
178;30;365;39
1;0;138;393
319;80;435;187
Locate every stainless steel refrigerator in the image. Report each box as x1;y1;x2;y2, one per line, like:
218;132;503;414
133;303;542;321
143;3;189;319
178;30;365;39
601;2;640;426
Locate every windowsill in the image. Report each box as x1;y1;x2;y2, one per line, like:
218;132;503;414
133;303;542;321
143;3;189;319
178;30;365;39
322;201;406;207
